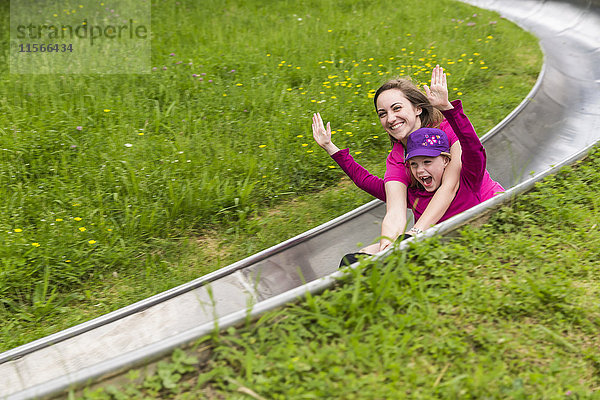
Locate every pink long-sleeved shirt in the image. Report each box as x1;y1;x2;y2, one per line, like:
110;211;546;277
331;100;504;221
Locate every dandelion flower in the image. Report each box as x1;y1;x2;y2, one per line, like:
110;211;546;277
302;143;308;147
296;134;304;138
103;109;110;112
259;144;266;148
56;218;63;222
354;151;362;155
14;228;23;232
32;243;40;247
88;240;96;244
79;227;86;232
74;217;82;221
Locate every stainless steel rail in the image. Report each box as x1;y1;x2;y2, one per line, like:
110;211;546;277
2;0;599;398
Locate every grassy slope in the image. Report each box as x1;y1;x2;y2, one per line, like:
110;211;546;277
82;148;600;399
0;0;542;351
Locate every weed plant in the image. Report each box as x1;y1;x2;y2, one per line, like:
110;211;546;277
0;0;541;350
81;147;600;399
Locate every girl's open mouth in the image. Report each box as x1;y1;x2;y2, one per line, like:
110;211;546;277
421;176;433;187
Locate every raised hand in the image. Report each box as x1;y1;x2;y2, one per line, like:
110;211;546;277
424;65;453;111
312;112;339;155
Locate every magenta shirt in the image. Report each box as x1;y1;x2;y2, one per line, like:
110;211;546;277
330;100;504;221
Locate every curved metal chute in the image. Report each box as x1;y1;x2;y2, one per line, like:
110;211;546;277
2;0;599;398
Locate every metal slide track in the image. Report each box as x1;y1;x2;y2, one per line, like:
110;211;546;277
2;0;599;398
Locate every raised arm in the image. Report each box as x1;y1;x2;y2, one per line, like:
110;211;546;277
441;100;486;188
312;112;386;201
410;65;461;232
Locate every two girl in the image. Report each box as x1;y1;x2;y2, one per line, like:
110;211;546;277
312;65;503;258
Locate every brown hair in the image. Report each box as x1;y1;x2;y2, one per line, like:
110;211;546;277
373;78;443;145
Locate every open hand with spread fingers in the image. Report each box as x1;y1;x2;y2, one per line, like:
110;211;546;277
312;112;340;155
423;65;453;111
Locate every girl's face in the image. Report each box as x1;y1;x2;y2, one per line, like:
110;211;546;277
408;155;449;192
376;89;422;144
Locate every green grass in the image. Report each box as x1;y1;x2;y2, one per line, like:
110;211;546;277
79;147;600;399
0;0;542;351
